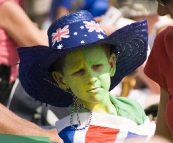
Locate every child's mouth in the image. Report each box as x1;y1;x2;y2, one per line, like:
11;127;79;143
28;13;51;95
87;87;100;92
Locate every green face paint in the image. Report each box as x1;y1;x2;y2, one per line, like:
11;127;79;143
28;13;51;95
62;45;115;106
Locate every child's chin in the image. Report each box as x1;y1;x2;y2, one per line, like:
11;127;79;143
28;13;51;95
87;95;104;103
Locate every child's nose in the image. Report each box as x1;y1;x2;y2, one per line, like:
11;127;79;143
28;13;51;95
87;77;97;85
87;69;97;84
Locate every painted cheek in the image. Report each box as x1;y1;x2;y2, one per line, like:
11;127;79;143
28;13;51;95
68;76;81;86
100;73;111;86
68;75;90;89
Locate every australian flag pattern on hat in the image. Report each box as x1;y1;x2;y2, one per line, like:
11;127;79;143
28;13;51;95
50;20;107;49
56;112;155;143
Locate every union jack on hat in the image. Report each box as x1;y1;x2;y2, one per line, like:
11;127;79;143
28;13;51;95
18;10;148;107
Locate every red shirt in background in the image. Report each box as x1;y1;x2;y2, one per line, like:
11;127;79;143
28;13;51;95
144;26;173;135
0;0;19;83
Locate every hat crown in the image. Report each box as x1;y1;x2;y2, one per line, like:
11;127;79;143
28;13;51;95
47;10;107;49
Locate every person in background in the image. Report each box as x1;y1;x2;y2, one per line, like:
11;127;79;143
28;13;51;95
144;0;173;141
0;0;62;142
49;0;109;21
111;0;172;96
0;0;47;92
116;0;173;48
23;0;52;29
0;103;62;142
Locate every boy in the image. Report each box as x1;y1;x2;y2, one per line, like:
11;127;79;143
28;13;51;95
18;10;155;142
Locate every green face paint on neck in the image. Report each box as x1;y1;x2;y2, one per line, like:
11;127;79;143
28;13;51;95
60;45;116;112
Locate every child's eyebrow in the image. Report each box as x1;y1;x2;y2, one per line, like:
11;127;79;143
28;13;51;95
66;60;85;71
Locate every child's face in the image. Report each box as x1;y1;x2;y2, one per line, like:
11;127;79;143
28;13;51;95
53;45;116;104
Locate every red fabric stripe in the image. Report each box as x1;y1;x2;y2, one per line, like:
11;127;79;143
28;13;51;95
85;125;120;143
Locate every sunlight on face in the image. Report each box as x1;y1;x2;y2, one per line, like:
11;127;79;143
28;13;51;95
62;45;115;104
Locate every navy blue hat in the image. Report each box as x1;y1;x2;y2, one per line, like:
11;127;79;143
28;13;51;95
18;10;148;107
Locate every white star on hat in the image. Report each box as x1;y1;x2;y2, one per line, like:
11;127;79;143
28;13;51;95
57;44;63;49
74;32;78;35
98;34;104;39
81;40;85;44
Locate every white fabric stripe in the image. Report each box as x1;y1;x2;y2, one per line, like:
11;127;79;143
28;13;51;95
115;130;128;143
55;112;155;136
55;113;91;132
73;129;87;143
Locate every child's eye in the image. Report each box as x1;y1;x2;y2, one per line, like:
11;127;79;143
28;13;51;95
72;69;85;76
92;64;103;70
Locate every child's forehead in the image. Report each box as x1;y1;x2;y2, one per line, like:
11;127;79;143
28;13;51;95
64;45;109;63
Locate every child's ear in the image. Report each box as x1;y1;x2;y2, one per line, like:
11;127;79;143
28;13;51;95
109;53;116;77
52;71;69;90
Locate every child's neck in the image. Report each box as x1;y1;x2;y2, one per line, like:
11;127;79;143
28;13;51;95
78;93;117;115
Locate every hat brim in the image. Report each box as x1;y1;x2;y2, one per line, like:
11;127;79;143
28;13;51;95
18;19;148;107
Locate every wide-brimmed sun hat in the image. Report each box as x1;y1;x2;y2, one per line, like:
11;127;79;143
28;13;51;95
18;10;148;107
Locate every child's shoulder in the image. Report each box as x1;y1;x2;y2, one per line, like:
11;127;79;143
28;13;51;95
110;95;146;125
112;96;142;108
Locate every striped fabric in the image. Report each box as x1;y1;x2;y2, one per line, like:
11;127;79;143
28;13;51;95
56;112;155;143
